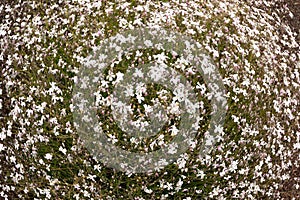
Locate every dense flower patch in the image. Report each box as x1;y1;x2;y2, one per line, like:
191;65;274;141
0;0;299;199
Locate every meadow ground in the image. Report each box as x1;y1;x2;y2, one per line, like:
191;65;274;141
0;0;299;199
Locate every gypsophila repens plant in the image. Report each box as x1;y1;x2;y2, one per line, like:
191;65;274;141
0;0;299;199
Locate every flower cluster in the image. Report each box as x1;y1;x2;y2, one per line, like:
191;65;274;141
0;0;299;199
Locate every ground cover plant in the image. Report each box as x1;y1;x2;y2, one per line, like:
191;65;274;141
0;0;299;199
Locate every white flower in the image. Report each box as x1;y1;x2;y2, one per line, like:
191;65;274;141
135;82;147;95
281;174;290;180
0;131;6;140
163;182;173;190
143;104;153;114
214;124;224;134
173;83;188;102
170;125;179;136
143;187;153;194
294;143;300;150
196;82;207;95
153;52;168;63
107;134;118;144
114;72;124;84
59;146;67;155
136;94;144;104
230;160;239;172
133;68;144;78
177;157;186;169
205;134;215;146
10;156;16;163
45;153;52;160
0;143;5;151
144;40;153;47
196;169;205;179
0;28;6;36
167;143;178;154
167;101;180;115
124;85;134;97
175;179;183;191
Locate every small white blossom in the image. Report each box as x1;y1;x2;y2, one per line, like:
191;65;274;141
44;153;52;160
